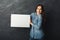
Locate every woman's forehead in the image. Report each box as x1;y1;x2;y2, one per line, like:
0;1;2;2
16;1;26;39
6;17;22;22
37;6;42;8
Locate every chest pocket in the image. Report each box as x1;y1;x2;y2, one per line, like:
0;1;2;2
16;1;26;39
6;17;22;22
33;16;38;24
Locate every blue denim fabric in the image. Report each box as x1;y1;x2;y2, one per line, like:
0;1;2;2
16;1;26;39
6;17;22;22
29;37;44;40
30;12;44;39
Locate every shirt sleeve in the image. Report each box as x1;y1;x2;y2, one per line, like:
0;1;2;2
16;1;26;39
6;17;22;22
30;13;34;19
30;13;34;26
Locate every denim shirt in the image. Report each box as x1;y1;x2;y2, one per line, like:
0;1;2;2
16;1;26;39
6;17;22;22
30;12;44;39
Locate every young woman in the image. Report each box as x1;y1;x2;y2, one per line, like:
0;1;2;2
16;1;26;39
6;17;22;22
29;4;45;40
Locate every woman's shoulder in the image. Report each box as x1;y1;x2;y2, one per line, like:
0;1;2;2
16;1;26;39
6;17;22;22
31;12;36;15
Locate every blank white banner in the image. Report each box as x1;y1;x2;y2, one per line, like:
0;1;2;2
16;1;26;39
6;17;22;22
10;14;30;28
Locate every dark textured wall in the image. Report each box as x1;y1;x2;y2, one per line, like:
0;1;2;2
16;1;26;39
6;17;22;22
0;0;60;40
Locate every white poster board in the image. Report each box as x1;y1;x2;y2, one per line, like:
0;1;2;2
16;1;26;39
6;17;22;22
10;14;30;28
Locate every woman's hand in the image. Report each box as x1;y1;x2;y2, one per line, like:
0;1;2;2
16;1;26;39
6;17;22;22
30;22;33;25
30;20;33;25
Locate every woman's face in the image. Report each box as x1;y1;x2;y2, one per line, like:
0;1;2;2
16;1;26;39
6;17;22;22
36;6;42;14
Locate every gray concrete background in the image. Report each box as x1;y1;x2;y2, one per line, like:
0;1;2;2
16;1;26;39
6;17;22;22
0;0;60;40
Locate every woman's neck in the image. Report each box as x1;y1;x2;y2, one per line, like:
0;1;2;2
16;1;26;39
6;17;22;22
36;12;41;15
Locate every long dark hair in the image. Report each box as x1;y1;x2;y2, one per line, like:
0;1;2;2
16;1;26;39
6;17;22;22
35;4;45;14
35;4;46;31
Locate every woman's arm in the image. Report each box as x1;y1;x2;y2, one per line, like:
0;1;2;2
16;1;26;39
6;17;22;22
30;17;34;26
30;17;42;29
30;13;33;25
